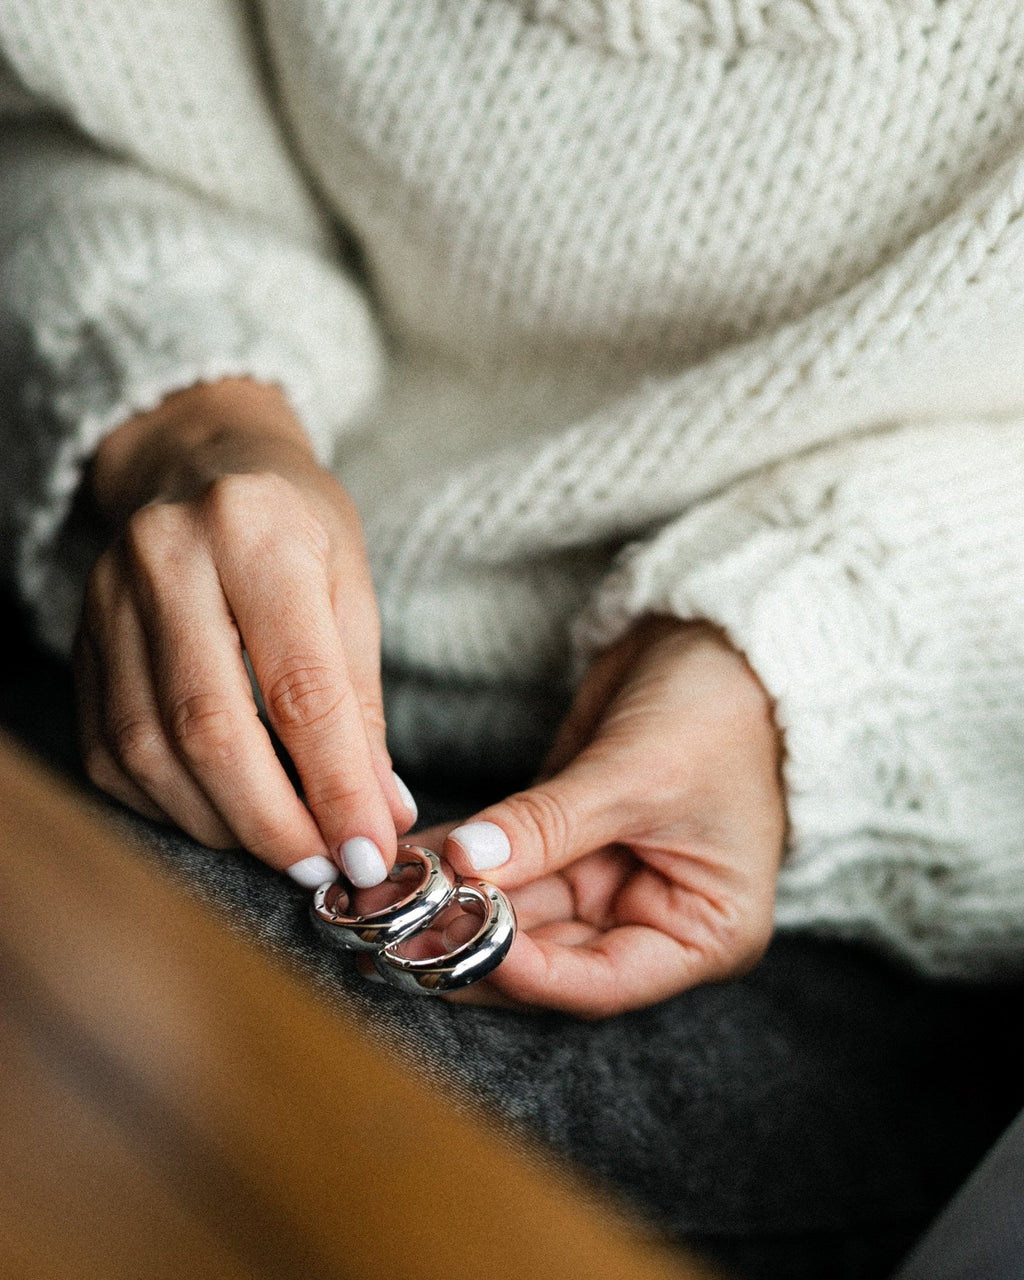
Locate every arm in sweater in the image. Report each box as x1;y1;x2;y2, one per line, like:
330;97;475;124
0;109;418;877
574;418;1024;980
0;1;384;652
368;140;1024;988
0;118;383;652
0;5;424;880
406;413;1024;1014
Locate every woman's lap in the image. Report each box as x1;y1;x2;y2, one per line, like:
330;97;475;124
113;787;1024;1280
0;628;1015;1280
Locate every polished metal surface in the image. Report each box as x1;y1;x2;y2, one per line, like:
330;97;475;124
310;844;455;951
372;881;517;995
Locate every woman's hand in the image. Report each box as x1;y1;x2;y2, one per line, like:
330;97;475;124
76;377;414;887
418;617;786;1017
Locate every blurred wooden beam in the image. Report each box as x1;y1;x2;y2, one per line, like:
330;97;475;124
0;732;718;1280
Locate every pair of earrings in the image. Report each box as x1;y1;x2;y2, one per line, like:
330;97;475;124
311;844;516;994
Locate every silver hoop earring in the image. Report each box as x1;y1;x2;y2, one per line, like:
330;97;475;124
371;880;516;995
311;844;456;952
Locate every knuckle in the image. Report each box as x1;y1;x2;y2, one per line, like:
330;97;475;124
203;473;329;558
166;693;241;765
203;473;335;568
85;548;117;602
82;742;120;792
357;695;388;741
203;471;273;526
82;552;124;632
109;715;166;780
123;502;183;563
508;786;573;863
202;474;278;552
241;814;303;865
302;776;368;817
263;661;350;735
121;506;195;594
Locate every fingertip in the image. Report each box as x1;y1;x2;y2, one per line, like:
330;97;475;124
339;835;389;887
285;854;341;889
444;820;511;874
391;769;418;831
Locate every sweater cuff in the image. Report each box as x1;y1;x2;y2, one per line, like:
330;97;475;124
573;422;1024;977
3;188;383;655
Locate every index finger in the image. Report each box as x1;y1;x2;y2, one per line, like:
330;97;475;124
217;528;398;888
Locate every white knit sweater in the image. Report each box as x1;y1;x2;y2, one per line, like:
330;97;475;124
3;0;1024;977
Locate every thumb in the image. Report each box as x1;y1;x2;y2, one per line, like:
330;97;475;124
442;755;619;889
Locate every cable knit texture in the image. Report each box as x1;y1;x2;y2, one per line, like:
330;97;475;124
3;0;1024;976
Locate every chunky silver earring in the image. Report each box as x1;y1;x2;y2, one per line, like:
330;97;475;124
372;879;517;995
311;845;456;952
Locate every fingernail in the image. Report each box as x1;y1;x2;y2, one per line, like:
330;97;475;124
341;836;388;888
285;855;340;889
392;770;418;823
448;821;511;871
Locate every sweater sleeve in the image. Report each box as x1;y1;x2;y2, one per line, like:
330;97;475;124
354;121;1024;979
0;4;384;654
573;418;1024;980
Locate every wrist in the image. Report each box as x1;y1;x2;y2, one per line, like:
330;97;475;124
615;615;784;781
92;377;317;523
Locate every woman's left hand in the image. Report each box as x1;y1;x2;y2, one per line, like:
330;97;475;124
415;617;787;1017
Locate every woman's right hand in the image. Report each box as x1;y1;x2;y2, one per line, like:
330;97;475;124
76;377;414;888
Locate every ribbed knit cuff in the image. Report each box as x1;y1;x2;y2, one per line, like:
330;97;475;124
2;189;383;655
574;421;1024;976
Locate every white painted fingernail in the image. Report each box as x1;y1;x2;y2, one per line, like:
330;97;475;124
392;770;418;823
286;856;340;889
341;836;388;887
448;821;511;871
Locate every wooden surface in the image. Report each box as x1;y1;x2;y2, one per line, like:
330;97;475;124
0;732;719;1280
